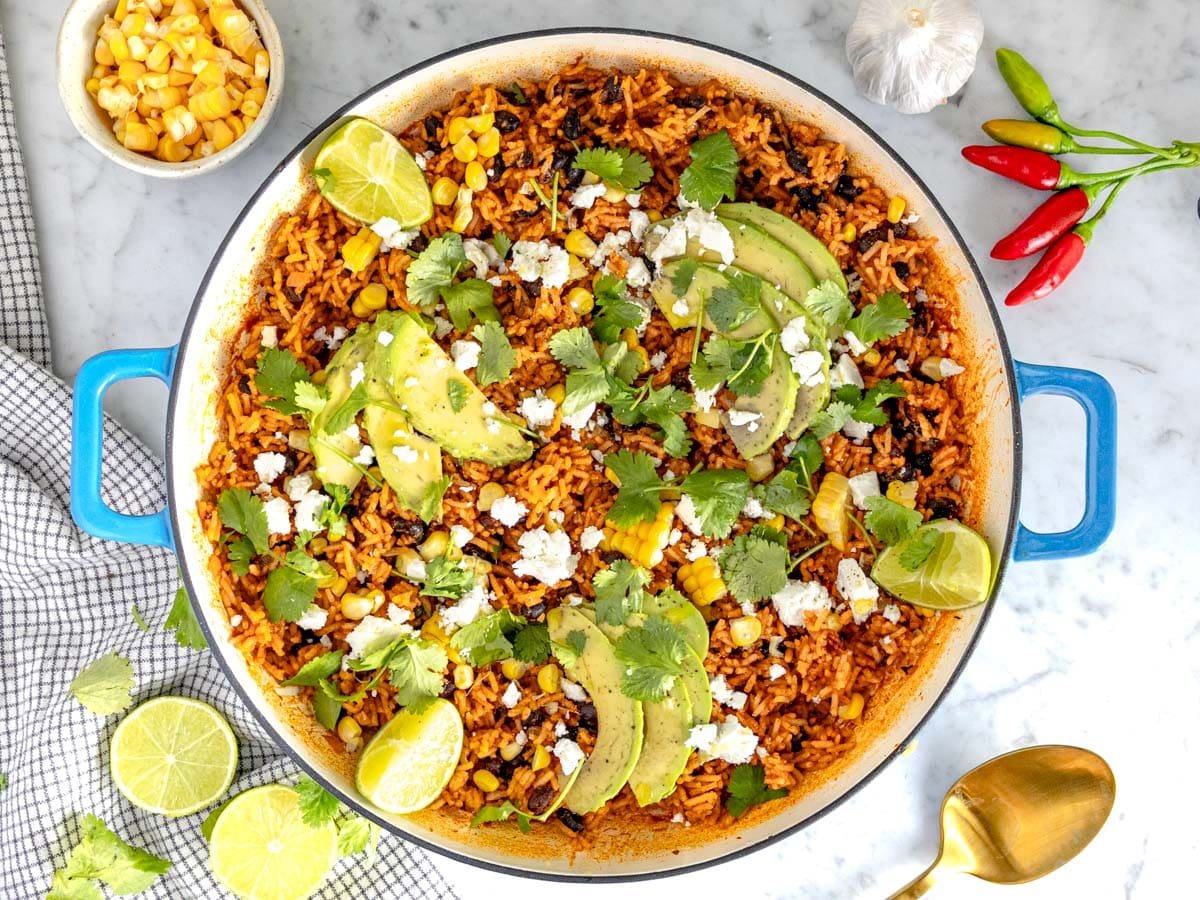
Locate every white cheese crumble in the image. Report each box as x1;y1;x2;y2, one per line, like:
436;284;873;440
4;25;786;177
693;384;719;413
313;325;347;351
511;240;571;289
570;183;608;209
647;219;688;266
671;298;691;317
836;558;880;622
561;678;588;702
450;525;473;548
462;237;498;279
882;603;901;623
293;490;329;534
779;318;811;354
830;354;864;390
842;419;875;442
894;358;910;373
685;539;708;561
371;216;419;251
847;472;881;509
393;444;419;464
771;580;832;627
588;229;632;268
579;525;605;551
263;496;291;535
561;401;596;432
512;527;579;585
936;358;965;379
686;717;760;764
352;444;375;466
741;496;771;519
433;316;454;339
439;583;494;631
675;494;705;536
627;209;650;242
554;721;568;737
260;325;278;348
253;452;288;485
842;329;869;357
518;391;557;429
684;207;736;264
727;409;762;432
450;340;480;371
488;495;528;527
345;614;408;662
649;350;667;370
377;330;394;347
295;605;328;631
790;349;825;386
553;738;587;776
624;257;652;288
501;681;522;709
709;675;748;711
768;663;787;681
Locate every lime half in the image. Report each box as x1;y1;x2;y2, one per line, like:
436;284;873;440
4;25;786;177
313;118;433;228
872;520;993;611
209;784;337;900
110;696;238;817
355;698;463;814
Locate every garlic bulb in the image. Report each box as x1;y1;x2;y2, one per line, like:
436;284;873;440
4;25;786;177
846;0;985;115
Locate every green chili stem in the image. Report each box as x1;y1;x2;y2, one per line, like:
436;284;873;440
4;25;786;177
1071;151;1198;188
691;293;706;366
1053;116;1176;158
1070;143;1153;156
789;540;829;572
1075;177;1132;242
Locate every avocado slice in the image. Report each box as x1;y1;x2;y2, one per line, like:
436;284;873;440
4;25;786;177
643;589;709;659
376;314;532;466
680;648;712;725
722;342;798;459
649;262;774;339
361;404;443;519
627;680;693;807
547;607;644;815
718;202;846;291
759;292;832;439
310;326;376;492
644;215;818;307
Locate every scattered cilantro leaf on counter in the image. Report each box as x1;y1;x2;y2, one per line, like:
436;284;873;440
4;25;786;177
165;586;208;650
0;773;7;792
130;603;149;633
492;232;513;259
719;533;790;603
679;129;739;209
443;277;500;332
405;233;468;307
613;616;687;701
335;814;379;858
706;271;762;333
217;487;269;555
590;274;646;344
295;777;341;828
50;814;171;898
447;378;469;413
472;321;516;386
254;347;313;416
419;554;476;600
805;281;854;331
511;623;552;664
471;801;532;833
845;292;912;347
593;560;651;625
725;764;787;818
680;468;750;539
450;609;527;667
262;565;318;623
670;257;700;297
864;496;923;546
572;146;653;191
283;650;344;687
756;469;812;523
899;528;943;571
604;449;668;529
69;653;134;716
387;639;449;710
695;332;776;397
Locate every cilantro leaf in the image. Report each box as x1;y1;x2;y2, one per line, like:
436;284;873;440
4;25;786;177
255;347;312;416
591;274;646;344
670;258;700;297
492;232;513;259
443;277;499;332
698;332;775;396
165;586;208;650
864;495;923;545
225;536;255;576
313;689;343;731
217;487;269;555
336;814;378;857
756;469;812;522
293;381;328;418
420;555;475;600
472;321;516;386
69;653;134;716
719;533;790;603
899;528;943;571
604;449;667;529
706;271;762;334
312;167;336;193
854;380;906;425
471;801;532;833
679;129;739;209
282;549;332;582
405;233;468;307
263;565;318;623
549;328;611;416
608;382;693;458
283;650;344;686
593;560;651;625
572;146;653;191
846;292;912;347
680;468;751;539
548;326;602;370
322;381;369;436
295;776;340;828
416;477;451;525
789;433;825;483
725;764;788;818
387;639;449;708
805;281;854;331
511;623;552;663
447;378;469;413
552;629;587;669
808;400;855;440
613;616;688;701
51;815;171;898
450;609;527;666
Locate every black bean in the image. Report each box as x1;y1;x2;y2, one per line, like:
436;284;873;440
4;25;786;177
577;702;598;731
392;520;427;542
892;465;916;483
424;142;442;155
891;419;916;440
571;86;592;98
677;94;706;109
910;450;934;477
892;221;910;239
855;227;887;254
525;602;547;621
909;303;930;334
238;376;252;394
495;110;521;134
498;758;520;780
423;115;441;140
758;196;777;209
603;75;622;103
479;756;503;776
282;456;297;474
562;724;580;740
834;174;862;201
600;550;623;565
341;504;358;521
518;149;534;168
283;285;304;307
789;731;807;753
491;155;507;178
408;233;429;255
438;679;454;699
786;149;810;174
748;168;764;185
556;808;586;832
523;708;546;728
790;186;822;211
565;167;585;188
527;785;556;816
516;207;540;219
550;148;572;173
893;261;910;281
561;110;581;140
929;497;960;520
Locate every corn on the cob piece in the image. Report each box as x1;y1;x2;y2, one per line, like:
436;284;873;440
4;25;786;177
341;227;382;273
677;556;727;606
604;502;674;569
813;472;851;551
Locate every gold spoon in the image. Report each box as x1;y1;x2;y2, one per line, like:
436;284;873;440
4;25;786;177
889;745;1115;898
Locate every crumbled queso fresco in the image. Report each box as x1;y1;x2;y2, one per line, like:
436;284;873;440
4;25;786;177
511;527;579;585
511;239;571;289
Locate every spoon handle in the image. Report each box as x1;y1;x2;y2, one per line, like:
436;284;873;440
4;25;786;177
887;861;940;900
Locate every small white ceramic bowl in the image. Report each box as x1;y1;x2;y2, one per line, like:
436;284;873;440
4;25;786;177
56;0;285;178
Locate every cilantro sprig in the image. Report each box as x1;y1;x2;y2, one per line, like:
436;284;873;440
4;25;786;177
809;381;906;440
679;129;739;209
613;616;688;701
863;495;923;545
69;652;134;716
899;528;943;570
50;815;171;898
725;764;788;818
603;450;668;529
255;347;313;416
406;233;500;329
845;292;912;347
679;468;750;539
449;608;526;666
590;274;647;344
718;525;830;604
572;146;653;191
593;560;651;625
165;586;208;650
472;321;516;386
691;331;777;397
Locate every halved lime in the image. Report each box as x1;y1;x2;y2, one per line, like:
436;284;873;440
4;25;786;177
209;784;337;900
355;698;463;814
872;520;993;611
110;696;238;817
312;118;433;228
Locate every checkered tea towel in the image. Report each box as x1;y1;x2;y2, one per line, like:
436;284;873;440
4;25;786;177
0;26;458;900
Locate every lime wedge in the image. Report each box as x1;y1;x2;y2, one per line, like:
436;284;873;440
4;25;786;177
872;520;993;611
355;698;463;814
313;118;433;228
209;784;337;900
110;696;238;817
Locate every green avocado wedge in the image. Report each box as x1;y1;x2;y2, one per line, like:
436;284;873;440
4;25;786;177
628;679;693;807
361;404;443;520
643;589;709;660
718;202;846;291
547;607;644;815
722;342;798;459
310;327;376;492
680;648;712;726
649;262;775;339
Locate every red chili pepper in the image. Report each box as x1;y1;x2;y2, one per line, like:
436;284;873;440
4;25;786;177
991;187;1093;259
962;145;1068;189
1005;229;1088;306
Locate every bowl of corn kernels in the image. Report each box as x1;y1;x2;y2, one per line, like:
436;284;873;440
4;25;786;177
57;0;284;177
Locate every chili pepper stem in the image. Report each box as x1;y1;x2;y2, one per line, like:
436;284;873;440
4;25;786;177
1068;151;1199;188
1075;178;1131;243
1050;115;1178;159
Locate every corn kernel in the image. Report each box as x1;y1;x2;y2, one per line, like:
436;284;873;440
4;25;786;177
430;176;458;207
95;38;116;67
603;185;626;204
156;137;190;162
839;692;865;720
253;48;270;80
210;118;235;150
567;254;588;283
499;741;523;761
358;282;389;311
188;85;235;121
163;105;198;141
887;196;907;224
531;745;551;771
121;12;147;36
122;121;158;152
464;160;488;192
863;348;882;367
451;202;474;234
566;287;594;316
646;209;663;223
841;223;857;243
476;481;506;513
107;31;131;62
341;227;382;273
472;769;500;792
453;663;475;690
340;590;381;620
886;480;918;510
620;328;639;351
580;171;601;186
537;664;561;694
546;383;566;405
730;615;763;647
337;716;362;745
565;229;598;258
446;116;471;144
465;112;494;134
126;34;149;61
85;77;102;96
452;135;478;163
419;530;450;560
500;659;528;681
476;126;501;158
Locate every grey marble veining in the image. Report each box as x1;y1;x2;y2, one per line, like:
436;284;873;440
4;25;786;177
3;0;1198;896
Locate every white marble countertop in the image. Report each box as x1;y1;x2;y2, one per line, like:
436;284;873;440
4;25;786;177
4;0;1198;897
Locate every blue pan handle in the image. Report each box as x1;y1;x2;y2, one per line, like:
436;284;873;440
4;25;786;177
70;346;178;550
1012;361;1116;562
